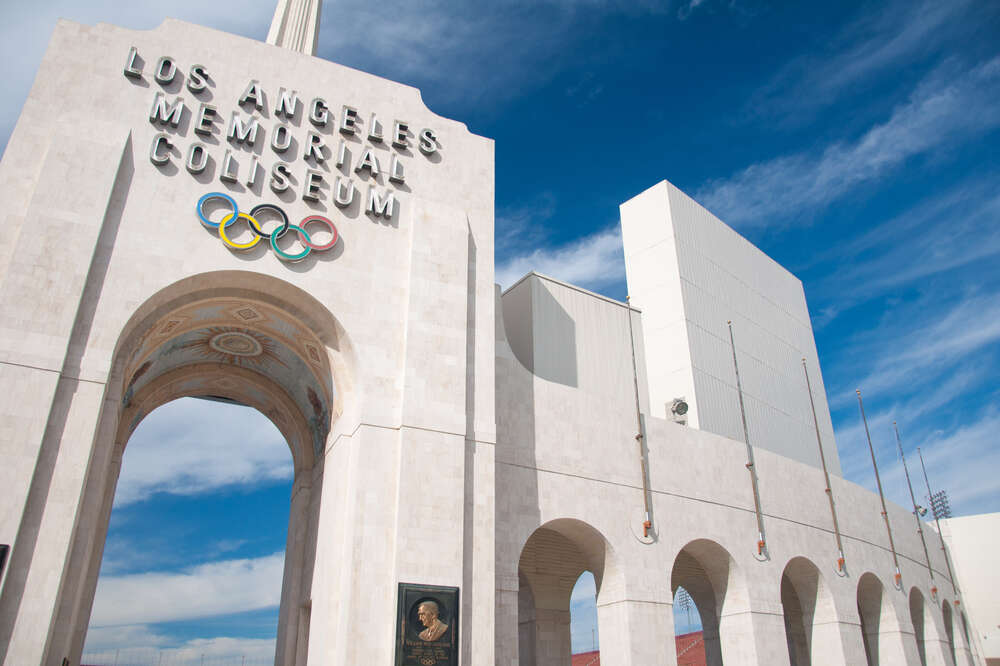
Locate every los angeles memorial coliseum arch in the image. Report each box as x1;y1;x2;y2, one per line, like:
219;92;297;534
0;2;986;665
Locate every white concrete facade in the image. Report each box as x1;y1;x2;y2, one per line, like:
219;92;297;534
0;14;985;666
940;514;1000;665
621;180;841;474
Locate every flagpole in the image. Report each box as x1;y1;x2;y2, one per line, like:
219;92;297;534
894;422;935;597
856;390;901;586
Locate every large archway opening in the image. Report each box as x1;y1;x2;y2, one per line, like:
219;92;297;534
857;573;884;666
517;519;614;665
673;585;706;666
671;539;749;666
780;556;840;666
49;272;355;666
942;600;957;665
857;571;911;666
81;397;294;664
908;586;949;666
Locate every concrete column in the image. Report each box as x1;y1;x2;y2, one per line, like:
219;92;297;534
597;598;675;666
925;637;957;666
738;607;793;666
871;626;919;666
810;619;861;665
702;622;724;666
1;379;105;666
275;474;312;666
0;131;131;666
952;610;977;666
496;571;519;666
518;583;537;666
533;608;571;665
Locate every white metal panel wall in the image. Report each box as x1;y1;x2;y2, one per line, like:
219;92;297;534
528;274;650;412
620;180;841;475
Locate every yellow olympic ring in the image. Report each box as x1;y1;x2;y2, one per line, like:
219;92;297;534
218;212;264;251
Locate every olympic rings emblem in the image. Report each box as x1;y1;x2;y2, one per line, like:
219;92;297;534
196;193;339;262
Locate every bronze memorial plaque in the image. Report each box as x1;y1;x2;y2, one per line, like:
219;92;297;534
395;582;459;666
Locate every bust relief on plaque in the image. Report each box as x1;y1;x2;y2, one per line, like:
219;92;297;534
396;583;459;666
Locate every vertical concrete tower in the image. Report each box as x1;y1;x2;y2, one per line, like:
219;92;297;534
267;0;323;56
620;180;841;474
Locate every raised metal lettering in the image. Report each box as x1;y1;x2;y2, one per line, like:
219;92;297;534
194;103;217;136
340;106;358;134
187;64;209;92
124;46;142;79
220;150;239;183
305;132;326;162
247;156;261;188
186;143;208;174
368;114;383;142
149;93;185;127
336;140;347;168
354;148;380;177
270;162;292;193
419;128;437;155
154;56;177;85
334;177;354;207
389;155;405;184
228;113;261;145
303;169;324;202
272;124;292;153
149;133;172;165
239;80;265;110
275;88;299;119
367;187;396;218
310;98;329;126
392;121;409;148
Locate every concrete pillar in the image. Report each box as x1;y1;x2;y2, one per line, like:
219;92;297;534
496;571;519;666
872;626;919;666
702;622;724;666
809;619;859;666
533;608;572;665
597;597;675;666
517;573;537;666
926;637;957;666
741;606;793;666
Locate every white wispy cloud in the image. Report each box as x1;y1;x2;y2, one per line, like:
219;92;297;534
698;57;1000;228
84;627;276;664
90;552;284;626
496;225;625;292
98;534;254;576
316;0;670;112
828;290;1000;516
810;177;1000;297
117;398;292;506
839;405;1000;518
831;293;1000;411
0;1;274;154
748;0;976;120
496;194;558;262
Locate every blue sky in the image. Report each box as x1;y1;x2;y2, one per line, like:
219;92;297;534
2;0;998;660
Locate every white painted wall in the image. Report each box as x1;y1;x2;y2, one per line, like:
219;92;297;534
941;514;999;664
620;180;841;475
